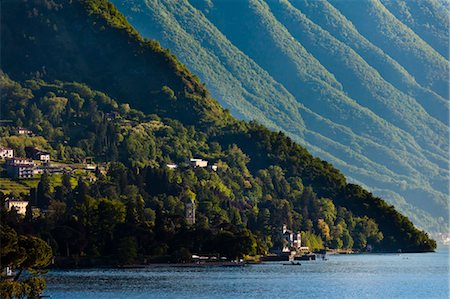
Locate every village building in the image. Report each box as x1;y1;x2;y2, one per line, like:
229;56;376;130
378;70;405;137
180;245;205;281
0;147;14;159
4;198;29;215
35;150;50;162
84;164;96;171
208;164;218;171
190;158;208;168
5;157;35;179
25;147;51;162
17;127;33;136
106;111;121;121
82;157;93;164
33;167;44;175
166;163;178;169
35;165;64;175
282;224;301;253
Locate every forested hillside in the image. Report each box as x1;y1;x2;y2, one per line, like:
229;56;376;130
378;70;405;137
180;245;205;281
0;0;436;256
110;0;449;232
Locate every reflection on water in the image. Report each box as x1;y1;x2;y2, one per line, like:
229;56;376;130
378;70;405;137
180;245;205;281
45;249;449;299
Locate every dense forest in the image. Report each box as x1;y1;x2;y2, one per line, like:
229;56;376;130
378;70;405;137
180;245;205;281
110;0;449;232
0;73;435;265
0;0;436;276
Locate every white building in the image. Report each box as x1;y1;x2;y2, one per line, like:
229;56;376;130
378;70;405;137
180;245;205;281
4;199;29;215
35;151;50;162
5;158;35;178
25;147;50;162
166;163;178;169
190;158;208;168
0;147;13;159
282;224;301;252
17;127;33;135
208;164;218;171
6;157;34;166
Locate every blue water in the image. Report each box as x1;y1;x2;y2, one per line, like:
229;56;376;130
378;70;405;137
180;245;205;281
44;249;449;298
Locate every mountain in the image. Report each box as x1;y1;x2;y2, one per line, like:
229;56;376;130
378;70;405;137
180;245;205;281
0;0;436;252
108;0;449;232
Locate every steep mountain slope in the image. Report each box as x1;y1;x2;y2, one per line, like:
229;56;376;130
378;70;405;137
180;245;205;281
1;0;230;129
328;0;448;99
111;0;449;232
0;0;436;252
379;0;449;58
288;0;448;123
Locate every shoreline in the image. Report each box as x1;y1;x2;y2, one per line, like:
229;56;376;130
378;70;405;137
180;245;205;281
48;250;437;270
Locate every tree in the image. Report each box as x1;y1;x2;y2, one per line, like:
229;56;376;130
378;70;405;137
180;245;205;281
117;237;137;265
0;226;52;299
37;172;52;208
341;230;354;249
61;172;72;194
107;162;128;192
15;235;53;279
97;198;126;250
47;200;67;224
74;178;88;204
215;229;256;260
317;219;331;243
123;185;145;224
1;226;27;270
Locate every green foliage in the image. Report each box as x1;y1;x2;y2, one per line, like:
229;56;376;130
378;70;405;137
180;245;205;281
0;277;46;299
0;226;52;298
0;0;437;266
1;226;27;269
1;0;230;129
0;72;436;258
117;237;138;265
111;0;449;233
301;231;324;252
26;277;46;298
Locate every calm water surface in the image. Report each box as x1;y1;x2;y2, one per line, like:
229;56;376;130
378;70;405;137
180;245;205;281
44;249;449;298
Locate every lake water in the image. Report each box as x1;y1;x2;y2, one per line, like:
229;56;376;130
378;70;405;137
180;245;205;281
44;248;449;299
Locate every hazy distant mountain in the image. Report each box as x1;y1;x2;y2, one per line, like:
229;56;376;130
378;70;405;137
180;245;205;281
112;0;449;232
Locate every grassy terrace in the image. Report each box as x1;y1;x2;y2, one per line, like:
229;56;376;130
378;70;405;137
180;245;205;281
0;178;31;195
0;169;94;195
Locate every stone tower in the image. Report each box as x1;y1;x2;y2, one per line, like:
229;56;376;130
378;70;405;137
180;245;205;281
185;197;195;225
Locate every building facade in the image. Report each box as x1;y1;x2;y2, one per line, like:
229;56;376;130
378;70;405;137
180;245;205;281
17;127;33;135
4;199;29;215
0;147;13;159
282;224;301;252
6;158;35;179
25;147;50;162
166;163;178;169
190;158;208;168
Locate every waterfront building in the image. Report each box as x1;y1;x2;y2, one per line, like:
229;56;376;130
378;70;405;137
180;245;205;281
282;224;301;252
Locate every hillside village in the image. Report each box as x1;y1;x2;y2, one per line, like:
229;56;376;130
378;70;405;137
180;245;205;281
1;125;219;222
1;125;317;258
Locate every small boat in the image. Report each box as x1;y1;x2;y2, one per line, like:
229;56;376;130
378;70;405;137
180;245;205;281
283;261;301;266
